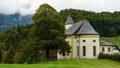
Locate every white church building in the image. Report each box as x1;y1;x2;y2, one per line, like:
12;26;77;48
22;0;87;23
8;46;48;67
57;16;119;59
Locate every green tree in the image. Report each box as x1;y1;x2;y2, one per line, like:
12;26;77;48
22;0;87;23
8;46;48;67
0;43;6;62
109;27;117;37
13;40;28;63
2;45;15;63
31;4;70;60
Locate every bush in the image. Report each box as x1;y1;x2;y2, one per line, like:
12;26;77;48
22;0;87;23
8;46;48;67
98;53;120;62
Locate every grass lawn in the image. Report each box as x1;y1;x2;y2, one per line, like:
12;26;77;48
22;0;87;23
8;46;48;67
101;37;120;47
0;59;120;68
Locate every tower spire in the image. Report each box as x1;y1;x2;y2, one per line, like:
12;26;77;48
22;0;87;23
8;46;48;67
65;15;74;24
65;15;74;30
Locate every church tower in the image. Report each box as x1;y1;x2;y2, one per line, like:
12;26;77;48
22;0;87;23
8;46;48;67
65;15;74;30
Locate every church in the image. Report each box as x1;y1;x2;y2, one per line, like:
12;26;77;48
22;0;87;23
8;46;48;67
57;16;118;59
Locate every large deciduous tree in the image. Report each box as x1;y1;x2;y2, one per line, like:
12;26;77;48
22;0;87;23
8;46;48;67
31;4;70;59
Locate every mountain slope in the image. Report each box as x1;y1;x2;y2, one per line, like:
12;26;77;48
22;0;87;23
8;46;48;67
0;13;33;33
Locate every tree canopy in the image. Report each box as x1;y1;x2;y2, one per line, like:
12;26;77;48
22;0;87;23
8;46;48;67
31;3;70;59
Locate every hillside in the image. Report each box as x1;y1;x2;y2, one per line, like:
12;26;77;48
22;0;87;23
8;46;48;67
0;59;120;68
60;9;120;36
1;9;120;37
101;37;120;47
0;13;33;33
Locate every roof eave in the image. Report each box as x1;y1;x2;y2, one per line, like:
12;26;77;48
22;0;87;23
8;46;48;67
75;33;99;35
100;45;116;46
66;33;99;36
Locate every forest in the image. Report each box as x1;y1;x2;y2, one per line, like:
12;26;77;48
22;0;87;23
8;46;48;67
60;9;120;37
0;4;120;64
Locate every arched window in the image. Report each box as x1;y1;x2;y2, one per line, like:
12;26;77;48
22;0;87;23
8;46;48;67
77;40;79;43
93;46;96;56
83;46;86;56
102;47;104;53
108;47;110;52
77;46;79;56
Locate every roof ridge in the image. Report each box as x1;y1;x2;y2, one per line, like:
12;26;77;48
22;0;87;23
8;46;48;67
73;21;84;35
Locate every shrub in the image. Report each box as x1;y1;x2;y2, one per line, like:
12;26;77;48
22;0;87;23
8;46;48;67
98;53;120;62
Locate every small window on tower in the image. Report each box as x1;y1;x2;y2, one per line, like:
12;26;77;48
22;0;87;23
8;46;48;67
83;40;86;42
93;40;96;42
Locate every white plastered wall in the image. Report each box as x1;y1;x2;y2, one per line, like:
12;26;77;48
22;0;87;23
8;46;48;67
57;35;100;59
65;24;73;30
100;46;115;54
79;35;100;59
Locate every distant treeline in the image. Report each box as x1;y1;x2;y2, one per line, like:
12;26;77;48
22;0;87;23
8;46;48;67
60;9;120;37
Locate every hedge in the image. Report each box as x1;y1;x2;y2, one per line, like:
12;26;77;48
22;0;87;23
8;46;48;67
98;53;120;62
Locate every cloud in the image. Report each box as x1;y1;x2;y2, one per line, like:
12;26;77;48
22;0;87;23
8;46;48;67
0;0;120;16
0;0;18;15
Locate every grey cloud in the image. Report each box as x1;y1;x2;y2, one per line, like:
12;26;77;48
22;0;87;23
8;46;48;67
0;0;120;16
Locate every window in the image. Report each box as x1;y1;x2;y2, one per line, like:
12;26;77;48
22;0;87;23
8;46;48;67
83;40;86;42
108;47;110;52
77;46;79;56
93;40;96;42
93;46;96;56
83;46;86;56
77;40;79;43
102;47;104;52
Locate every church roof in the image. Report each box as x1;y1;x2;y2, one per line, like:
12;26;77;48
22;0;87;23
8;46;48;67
65;15;74;24
100;39;115;46
65;19;99;35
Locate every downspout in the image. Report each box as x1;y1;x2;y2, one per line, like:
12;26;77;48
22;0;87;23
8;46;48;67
79;35;80;59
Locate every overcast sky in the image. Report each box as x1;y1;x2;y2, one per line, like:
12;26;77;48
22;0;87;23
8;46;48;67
0;0;120;16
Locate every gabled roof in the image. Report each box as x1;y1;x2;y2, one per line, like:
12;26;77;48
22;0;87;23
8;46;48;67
100;39;114;46
65;15;74;24
65;19;99;35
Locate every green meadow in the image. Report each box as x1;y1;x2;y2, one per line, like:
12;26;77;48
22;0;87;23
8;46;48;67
101;37;120;47
0;59;120;68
